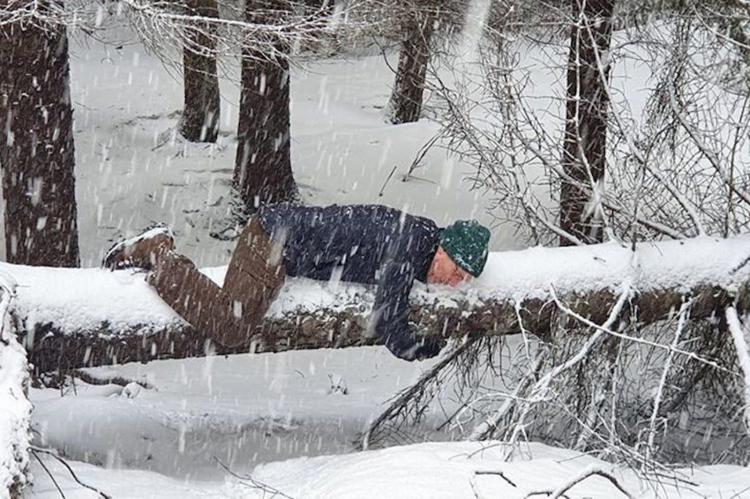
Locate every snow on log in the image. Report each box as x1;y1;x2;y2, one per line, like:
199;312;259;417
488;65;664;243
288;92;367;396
6;235;750;373
0;273;32;497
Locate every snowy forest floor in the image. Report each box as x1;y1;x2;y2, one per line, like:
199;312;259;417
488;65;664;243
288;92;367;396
13;27;750;499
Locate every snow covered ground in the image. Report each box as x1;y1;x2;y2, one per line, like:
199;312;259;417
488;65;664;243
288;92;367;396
8;9;750;499
27;439;750;498
31;348;431;481
27;341;750;498
26;341;750;497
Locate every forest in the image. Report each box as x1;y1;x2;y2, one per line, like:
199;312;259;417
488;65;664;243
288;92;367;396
2;0;750;497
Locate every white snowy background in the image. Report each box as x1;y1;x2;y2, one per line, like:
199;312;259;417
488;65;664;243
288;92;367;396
6;2;750;498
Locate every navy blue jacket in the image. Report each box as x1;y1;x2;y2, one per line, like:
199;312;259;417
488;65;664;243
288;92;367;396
258;204;445;360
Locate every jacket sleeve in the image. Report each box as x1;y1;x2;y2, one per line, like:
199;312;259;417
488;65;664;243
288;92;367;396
372;260;445;361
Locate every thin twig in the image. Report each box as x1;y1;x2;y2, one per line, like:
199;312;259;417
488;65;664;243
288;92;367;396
646;298;691;460
31;449;66;499
406;131;443;178
31;446;112;499
213;456;295;499
524;466;634;499
361;336;481;449
378;165;399;197
549;286;733;374
474;469;518;487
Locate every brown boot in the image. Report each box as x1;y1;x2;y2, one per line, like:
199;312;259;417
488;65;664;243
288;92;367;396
102;225;175;270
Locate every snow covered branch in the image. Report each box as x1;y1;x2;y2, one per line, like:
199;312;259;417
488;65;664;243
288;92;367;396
5;235;750;374
726;306;750;434
0;274;32;497
523;465;633;499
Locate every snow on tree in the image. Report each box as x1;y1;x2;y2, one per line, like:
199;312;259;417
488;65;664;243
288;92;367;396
0;275;31;498
6;235;750;372
377;0;750;462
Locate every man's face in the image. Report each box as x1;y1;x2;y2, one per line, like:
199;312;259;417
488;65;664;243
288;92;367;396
426;247;472;287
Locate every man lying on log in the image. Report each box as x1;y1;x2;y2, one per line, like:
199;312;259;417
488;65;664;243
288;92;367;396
103;204;491;361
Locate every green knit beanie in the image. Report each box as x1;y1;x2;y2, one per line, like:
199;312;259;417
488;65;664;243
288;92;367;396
439;220;490;277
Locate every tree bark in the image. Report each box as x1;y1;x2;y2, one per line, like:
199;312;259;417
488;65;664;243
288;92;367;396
0;4;80;267
179;0;221;143
560;0;614;246
387;7;436;124
8;235;750;374
0;284;31;498
233;1;297;211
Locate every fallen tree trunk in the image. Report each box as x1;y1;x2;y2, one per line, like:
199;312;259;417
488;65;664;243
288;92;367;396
5;235;750;373
0;277;32;497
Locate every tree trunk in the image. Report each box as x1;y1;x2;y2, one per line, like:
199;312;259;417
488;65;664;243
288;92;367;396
179;0;221;143
559;0;614;246
0;4;80;267
233;1;297;211
9;235;750;373
387;8;436;124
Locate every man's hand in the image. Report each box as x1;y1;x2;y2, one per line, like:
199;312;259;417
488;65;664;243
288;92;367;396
385;330;446;362
372;260;446;361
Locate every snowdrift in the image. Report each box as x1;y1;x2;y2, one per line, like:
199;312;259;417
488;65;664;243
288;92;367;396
0;275;32;498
